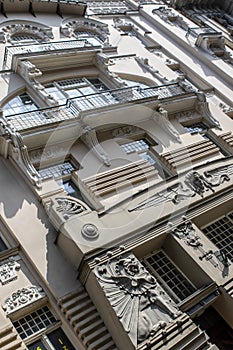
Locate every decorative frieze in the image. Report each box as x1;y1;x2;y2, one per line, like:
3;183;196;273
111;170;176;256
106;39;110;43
95;253;180;347
2;286;46;314
0;257;21;285
129;164;233;211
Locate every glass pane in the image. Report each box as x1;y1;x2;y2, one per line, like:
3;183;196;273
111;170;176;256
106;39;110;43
27;340;47;350
48;328;76;350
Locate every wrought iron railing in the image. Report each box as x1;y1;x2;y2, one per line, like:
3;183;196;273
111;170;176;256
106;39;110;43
3;39;98;69
5;83;186;131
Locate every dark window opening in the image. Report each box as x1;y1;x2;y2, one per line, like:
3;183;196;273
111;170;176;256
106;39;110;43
194;307;233;350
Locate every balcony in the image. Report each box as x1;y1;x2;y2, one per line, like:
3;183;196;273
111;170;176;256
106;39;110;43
3;39;99;70
5;83;187;131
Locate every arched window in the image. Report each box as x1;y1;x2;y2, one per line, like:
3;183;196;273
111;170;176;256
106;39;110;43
0;20;53;45
3;92;38;117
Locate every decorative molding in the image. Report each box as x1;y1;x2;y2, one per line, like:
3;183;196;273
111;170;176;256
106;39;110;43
0;21;53;43
50;197;90;222
81;224;99;240
196;91;222;129
18;60;58;106
2;286;46;314
152;106;182;143
135;56;169;84
168;216;201;247
29;145;67;164
112;125;141;138
0;117;41;188
129;165;233;211
61;18;109;45
168;217;230;270
0;257;21;285
95;53;127;88
95;253;180;346
81;126;111;166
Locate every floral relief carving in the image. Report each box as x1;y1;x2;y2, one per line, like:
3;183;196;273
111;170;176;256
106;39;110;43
0;257;21;285
95;253;180;346
54;197;90;220
2;286;46;314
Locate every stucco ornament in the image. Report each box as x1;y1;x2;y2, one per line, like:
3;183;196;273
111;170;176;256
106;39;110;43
0;257;21;285
95;253;180;346
81;224;99;240
2;286;45;314
129;165;233;211
168;217;202;247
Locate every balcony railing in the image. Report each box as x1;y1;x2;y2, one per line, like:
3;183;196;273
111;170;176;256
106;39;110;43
3;39;98;69
5;83;187;131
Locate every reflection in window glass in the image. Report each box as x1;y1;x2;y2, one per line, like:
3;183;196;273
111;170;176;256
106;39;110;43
0;236;7;252
3;93;38;116
38;161;76;180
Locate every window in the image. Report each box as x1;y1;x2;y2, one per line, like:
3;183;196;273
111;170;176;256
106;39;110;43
201;213;233;262
74;30;103;45
3;93;38;117
38;161;76;180
120;138;170;178
10;34;41;44
44;78;115;109
28;328;76;350
143;250;196;303
13;306;75;350
13;306;57;340
57;179;86;202
184;122;208;136
0;235;8;252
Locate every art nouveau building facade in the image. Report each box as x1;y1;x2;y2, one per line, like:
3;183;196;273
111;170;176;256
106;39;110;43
0;0;233;349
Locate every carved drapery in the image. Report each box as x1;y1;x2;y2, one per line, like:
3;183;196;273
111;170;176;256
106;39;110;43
95;253;180;347
81;126;111;166
0;257;21;285
129;165;233;211
2;286;46;314
0;116;41;188
152;106;182;143
196;91;222;129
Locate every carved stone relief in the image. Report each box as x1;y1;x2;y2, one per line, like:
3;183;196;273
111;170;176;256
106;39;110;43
51;197;90;221
167;217;230;270
129;165;233;211
112;125;141;138
61;18;109;44
95;253;180;347
0;22;53;43
2;286;46;314
0;257;21;285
